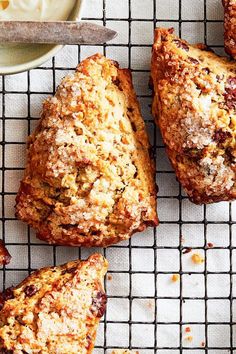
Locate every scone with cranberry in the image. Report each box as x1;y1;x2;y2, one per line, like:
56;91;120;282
223;0;236;58
0;254;108;353
151;28;236;204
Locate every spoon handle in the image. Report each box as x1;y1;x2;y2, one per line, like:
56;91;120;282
0;21;117;44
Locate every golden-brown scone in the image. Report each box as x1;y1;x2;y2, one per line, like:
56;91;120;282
0;253;108;353
16;54;158;247
0;241;11;266
151;28;236;204
223;0;236;58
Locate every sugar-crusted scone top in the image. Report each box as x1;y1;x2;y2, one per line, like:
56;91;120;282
0;254;108;353
151;28;236;204
16;54;158;247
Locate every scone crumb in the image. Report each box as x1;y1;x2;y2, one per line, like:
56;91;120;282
171;274;180;282
107;274;113;281
185;336;193;342
185;326;191;333
201;341;205;347
191;253;204;264
147;299;155;309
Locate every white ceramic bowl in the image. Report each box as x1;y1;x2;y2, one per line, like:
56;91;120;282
0;0;84;75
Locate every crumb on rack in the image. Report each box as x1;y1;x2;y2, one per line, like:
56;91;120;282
201;341;205;347
185;326;191;333
107;274;113;281
191;253;204;264
171;274;180;282
147;300;155;310
185;336;193;342
207;242;214;248
183;247;192;254
0;1;9;10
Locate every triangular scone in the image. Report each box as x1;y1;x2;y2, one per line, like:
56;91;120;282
151;28;236;204
16;54;158;247
223;0;236;58
0;254;107;353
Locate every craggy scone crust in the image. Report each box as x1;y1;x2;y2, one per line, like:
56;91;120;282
0;253;108;353
151;28;236;204
16;54;158;247
223;0;236;58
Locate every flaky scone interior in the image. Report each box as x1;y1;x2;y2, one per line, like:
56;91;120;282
0;254;108;353
16;54;158;247
151;28;236;204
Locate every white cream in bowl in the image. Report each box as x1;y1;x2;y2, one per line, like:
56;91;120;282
0;0;83;74
0;0;76;21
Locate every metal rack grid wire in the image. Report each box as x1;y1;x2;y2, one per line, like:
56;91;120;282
1;0;236;353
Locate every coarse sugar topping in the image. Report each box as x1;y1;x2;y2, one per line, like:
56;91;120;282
16;54;158;246
152;28;236;204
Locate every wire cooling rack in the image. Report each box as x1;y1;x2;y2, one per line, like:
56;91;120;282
1;0;236;353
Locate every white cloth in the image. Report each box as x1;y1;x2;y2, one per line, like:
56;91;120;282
1;0;234;352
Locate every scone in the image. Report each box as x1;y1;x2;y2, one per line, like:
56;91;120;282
223;0;236;58
16;54;158;247
151;28;236;204
0;253;108;353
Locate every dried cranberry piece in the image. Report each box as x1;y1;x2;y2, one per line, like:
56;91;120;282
112;77;123;91
2;287;14;301
127;107;134;113
61;224;76;230
188;57;199;65
0;287;14;311
183;247;192;254
63;266;77;275
173;39;189;52
213;129;232;144
0;349;14;354
207;243;214;248
224;77;236;110
24;285;37;297
131;122;137;132
91;291;107;318
203;68;210;75
226;147;236;164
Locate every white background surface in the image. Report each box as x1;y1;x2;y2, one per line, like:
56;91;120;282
1;0;236;353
